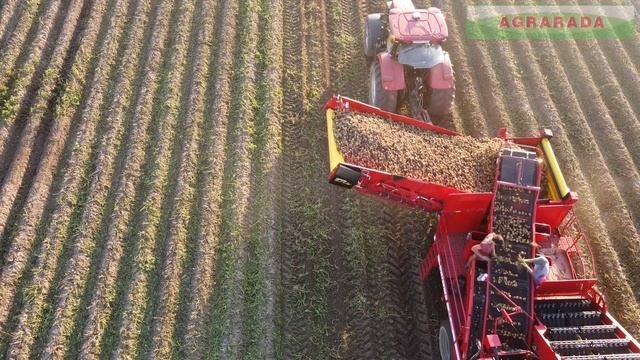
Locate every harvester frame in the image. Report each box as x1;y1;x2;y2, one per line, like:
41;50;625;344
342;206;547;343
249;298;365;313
325;95;640;359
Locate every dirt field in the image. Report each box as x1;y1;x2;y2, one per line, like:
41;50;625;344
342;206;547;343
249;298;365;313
0;0;638;358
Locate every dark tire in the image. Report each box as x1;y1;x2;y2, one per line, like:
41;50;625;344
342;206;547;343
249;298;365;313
426;86;455;118
438;319;454;360
369;61;397;112
364;13;382;58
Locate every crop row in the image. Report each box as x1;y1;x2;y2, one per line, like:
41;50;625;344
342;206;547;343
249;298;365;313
0;3;117;356
39;0;157;356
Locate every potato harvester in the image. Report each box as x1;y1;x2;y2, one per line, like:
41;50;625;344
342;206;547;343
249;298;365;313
325;95;640;360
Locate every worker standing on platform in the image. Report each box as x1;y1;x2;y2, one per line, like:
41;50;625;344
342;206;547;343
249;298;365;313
518;254;551;286
466;232;503;268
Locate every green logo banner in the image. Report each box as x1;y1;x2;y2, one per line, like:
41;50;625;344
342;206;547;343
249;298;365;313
466;5;636;40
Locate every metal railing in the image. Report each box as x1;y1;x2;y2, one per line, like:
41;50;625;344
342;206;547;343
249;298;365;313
437;218;467;358
558;209;597;280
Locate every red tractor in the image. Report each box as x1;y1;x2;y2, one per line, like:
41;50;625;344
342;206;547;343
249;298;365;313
365;0;455;122
325;96;640;360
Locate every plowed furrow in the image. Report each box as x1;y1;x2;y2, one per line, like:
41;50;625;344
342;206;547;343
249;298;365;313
166;0;237;358
380;207;435;360
107;2;197;357
0;0;64;176
324;0;363;357
525;7;640;286
0;0;20;42
526;5;640;232
579;0;640;116
572;38;640;173
455;1;539;137
40;0;157;356
586;35;640;120
280;0;341;356
385;216;412;360
601;0;640;73
0;0;93;339
0;0;137;355
326;0;361;100
341;208;385;359
76;1;178;358
473;0;640;335
205;0;261;357
235;0;283;357
562;0;640;173
0;0;122;357
341;2;397;358
0;0;43;90
449;2;511;136
403;214;435;359
0;0;86;273
279;0;308;356
166;1;220;350
440;2;488;137
144;1;209;358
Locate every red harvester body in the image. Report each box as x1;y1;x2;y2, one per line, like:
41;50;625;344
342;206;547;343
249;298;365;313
325;95;640;360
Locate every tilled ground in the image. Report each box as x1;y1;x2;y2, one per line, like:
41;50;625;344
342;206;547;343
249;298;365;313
334;110;503;192
0;0;638;358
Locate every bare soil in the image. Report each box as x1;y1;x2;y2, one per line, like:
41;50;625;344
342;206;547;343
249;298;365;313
0;0;638;357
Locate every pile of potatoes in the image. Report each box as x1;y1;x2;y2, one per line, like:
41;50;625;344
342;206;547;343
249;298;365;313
333;110;503;192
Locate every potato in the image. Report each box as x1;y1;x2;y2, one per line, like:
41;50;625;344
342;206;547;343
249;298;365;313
333;110;504;193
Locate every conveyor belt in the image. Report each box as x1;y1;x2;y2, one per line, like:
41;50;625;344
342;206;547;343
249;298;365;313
537;299;638;357
539;311;604;328
487;182;537;350
562;355;640;360
547;325;618;341
467;270;488;355
551;339;630;356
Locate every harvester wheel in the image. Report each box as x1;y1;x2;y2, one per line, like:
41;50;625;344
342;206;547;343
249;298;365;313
438;319;454;360
364;13;383;58
369;61;397;112
426;85;455;118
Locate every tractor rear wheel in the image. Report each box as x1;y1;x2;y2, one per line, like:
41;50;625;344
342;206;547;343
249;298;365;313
369;61;397;112
426;85;455;118
364;13;382;58
438;319;454;360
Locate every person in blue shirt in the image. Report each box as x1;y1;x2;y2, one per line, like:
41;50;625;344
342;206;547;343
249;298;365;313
517;253;550;286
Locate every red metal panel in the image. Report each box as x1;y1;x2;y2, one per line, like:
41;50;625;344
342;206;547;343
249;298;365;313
429;53;454;89
325;95;459;136
532;325;560;360
535;279;597;297
535;204;572;228
442;193;493;233
377;52;405;91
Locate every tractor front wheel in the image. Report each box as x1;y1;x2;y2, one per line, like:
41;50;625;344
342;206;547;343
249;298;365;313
426;86;455;118
438;319;454;360
369;61;397;112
